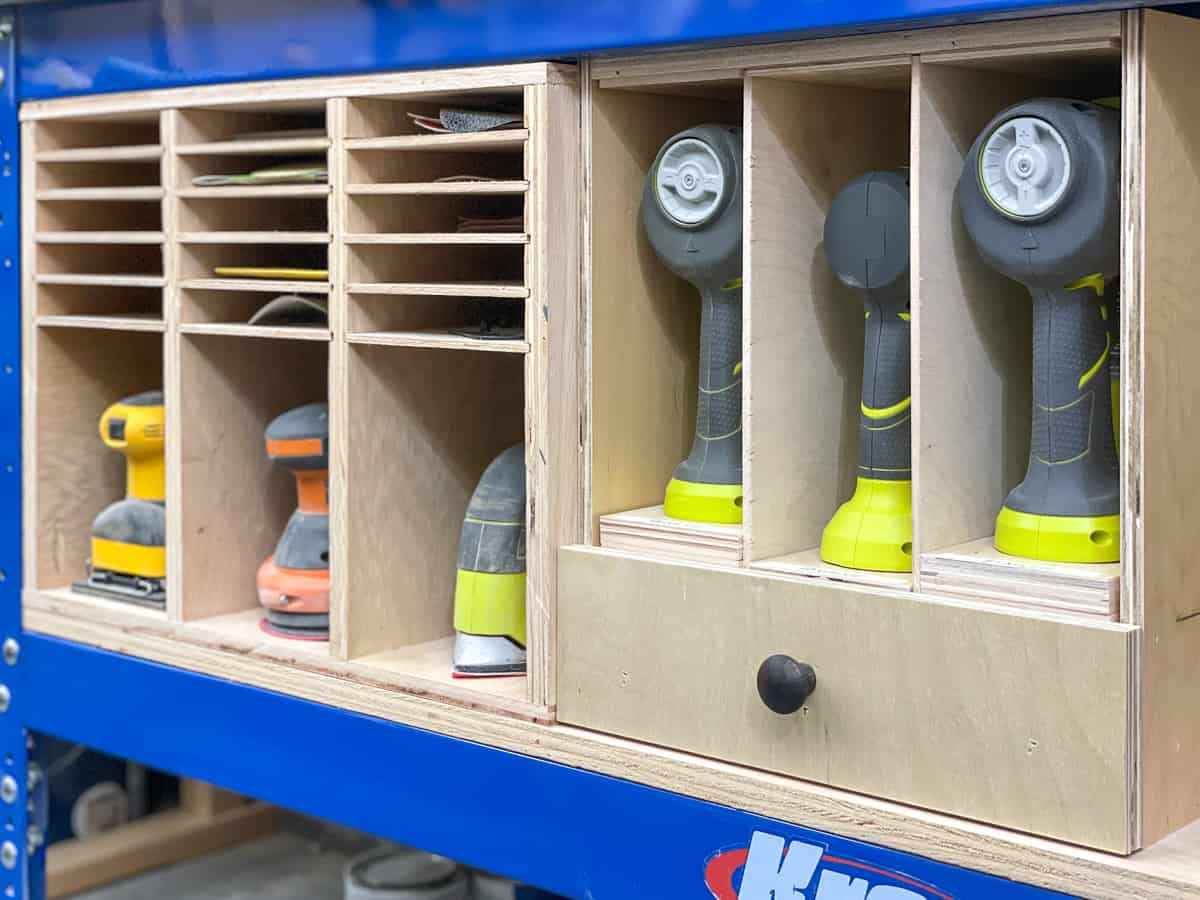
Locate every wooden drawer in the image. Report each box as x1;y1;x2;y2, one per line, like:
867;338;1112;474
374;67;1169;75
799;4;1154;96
558;546;1137;852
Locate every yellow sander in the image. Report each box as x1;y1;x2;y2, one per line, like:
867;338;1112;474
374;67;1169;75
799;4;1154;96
73;390;166;607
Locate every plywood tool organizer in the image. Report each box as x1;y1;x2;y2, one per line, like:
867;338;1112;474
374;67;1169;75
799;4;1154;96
566;5;1200;866
19;11;1200;900
21;61;583;719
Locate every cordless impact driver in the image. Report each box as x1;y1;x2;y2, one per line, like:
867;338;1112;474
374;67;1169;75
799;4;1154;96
641;125;744;525
959;99;1120;562
820;171;913;572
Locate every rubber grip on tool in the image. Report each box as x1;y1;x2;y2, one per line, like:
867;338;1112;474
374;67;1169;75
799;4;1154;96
859;303;911;481
1005;285;1119;518
672;282;742;486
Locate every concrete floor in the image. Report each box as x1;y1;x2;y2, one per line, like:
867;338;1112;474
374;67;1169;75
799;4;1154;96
73;821;378;900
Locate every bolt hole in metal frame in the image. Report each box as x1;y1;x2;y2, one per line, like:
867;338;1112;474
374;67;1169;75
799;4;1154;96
2;0;1174;897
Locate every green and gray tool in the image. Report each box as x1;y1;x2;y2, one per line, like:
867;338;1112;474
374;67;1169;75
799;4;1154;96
959;98;1120;562
453;444;527;677
820;170;913;572
641;125;744;524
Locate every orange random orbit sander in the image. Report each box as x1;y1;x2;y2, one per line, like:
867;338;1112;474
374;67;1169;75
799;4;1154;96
257;402;330;640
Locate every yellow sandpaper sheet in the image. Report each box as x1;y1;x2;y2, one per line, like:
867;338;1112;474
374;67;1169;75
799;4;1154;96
213;267;328;281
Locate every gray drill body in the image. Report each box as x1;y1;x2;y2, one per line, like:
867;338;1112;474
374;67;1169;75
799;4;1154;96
959;99;1120;519
641;125;743;487
823;170;912;482
457;444;526;577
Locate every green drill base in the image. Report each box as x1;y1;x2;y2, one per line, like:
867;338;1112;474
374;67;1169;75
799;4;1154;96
995;507;1120;563
663;478;743;525
820;478;913;573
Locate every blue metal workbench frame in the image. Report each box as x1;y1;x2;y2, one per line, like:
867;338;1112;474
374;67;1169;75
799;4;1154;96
0;2;1161;897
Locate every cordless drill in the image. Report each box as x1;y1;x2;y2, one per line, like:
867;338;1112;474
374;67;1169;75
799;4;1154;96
820;171;913;572
257;402;331;639
959;99;1120;562
641;125;744;525
73;390;166;606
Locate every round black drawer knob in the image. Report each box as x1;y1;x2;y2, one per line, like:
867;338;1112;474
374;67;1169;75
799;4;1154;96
756;654;817;715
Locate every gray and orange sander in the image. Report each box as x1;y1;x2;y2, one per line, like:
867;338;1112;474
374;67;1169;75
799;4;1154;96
257;402;330;639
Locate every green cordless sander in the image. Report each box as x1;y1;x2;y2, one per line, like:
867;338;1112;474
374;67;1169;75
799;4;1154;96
641;125;744;524
959;99;1120;562
820;171;913;572
453;444;527;677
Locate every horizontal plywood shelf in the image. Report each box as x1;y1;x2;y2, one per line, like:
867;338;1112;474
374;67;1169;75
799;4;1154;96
751;548;913;592
36;230;164;244
598;506;743;566
35;144;162;163
344;130;528;152
36;186;164;202
344;232;528;245
177;231;330;244
23;594;540;720
176;185;330;199
921;538;1120;620
347;329;529;353
37;313;165;332
175;137;331;156
345;180;528;196
180;322;330;341
36;273;165;288
178;277;331;294
347;281;528;299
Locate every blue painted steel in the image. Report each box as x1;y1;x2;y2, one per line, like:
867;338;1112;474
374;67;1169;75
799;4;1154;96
23;633;1075;900
15;0;1143;101
0;6;34;898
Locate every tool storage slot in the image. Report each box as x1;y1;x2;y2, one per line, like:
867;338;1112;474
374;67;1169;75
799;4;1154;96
25;327;165;601
177;334;330;639
337;345;528;705
179;287;330;340
345;192;525;239
589;82;742;558
742;63;912;587
912;44;1123;619
346;243;525;297
176;241;329;283
347;295;526;352
177;194;329;235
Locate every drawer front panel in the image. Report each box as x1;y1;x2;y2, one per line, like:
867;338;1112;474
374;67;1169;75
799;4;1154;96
558;547;1136;852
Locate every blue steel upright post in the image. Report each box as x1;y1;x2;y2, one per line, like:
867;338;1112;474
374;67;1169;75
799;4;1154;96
0;9;43;900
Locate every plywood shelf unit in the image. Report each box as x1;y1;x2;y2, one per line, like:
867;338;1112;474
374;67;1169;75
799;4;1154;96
563;8;1200;863
21;62;582;720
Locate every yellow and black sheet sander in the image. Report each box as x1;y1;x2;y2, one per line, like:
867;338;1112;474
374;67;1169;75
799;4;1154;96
73;390;166;608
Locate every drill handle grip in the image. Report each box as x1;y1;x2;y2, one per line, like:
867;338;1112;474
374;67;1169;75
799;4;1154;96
1007;284;1118;518
858;303;911;481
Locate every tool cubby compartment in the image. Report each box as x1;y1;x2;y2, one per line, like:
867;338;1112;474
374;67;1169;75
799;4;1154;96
912;44;1124;619
336;345;527;705
23;327;166;604
588;82;742;562
742;63;912;587
21;62;580;720
176;333;330;643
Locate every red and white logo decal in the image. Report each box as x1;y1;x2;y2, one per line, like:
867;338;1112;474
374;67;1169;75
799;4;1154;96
704;831;953;900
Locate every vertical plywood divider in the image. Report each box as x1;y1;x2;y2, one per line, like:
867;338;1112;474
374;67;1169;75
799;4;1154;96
20;121;37;592
744;73;909;563
162;109;183;621
910;62;1044;575
327;97;350;660
524;78;584;709
1137;7;1200;845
